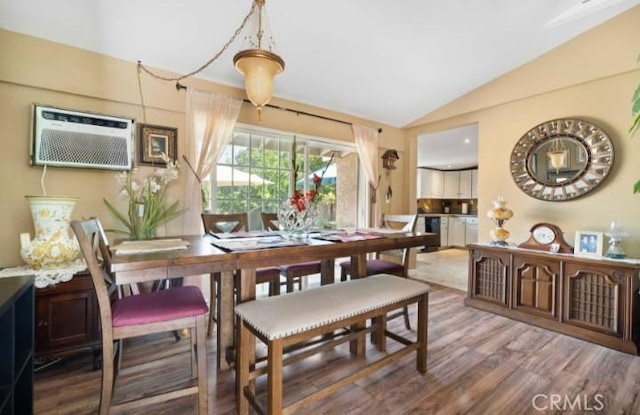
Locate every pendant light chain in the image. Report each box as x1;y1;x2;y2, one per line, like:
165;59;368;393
136;64;147;122
137;1;257;83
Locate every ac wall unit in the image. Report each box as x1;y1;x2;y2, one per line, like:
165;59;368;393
31;104;134;170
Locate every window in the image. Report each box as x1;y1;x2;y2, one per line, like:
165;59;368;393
209;126;359;230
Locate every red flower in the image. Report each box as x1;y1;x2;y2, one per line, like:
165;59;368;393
288;139;334;212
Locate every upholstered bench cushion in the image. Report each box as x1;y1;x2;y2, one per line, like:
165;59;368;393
112;286;208;327
235;274;431;340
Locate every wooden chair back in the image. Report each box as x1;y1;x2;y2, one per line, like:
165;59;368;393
71;219;118;338
376;214;418;272
201;213;248;233
261;212;279;231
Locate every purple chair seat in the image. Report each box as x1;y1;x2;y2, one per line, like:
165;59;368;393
280;261;322;276
339;259;403;276
112;286;209;327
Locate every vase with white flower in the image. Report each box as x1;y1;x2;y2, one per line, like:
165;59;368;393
278;137;334;238
104;153;184;240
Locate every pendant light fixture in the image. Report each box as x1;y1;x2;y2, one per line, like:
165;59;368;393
547;136;568;173
233;0;285;121
137;0;284;122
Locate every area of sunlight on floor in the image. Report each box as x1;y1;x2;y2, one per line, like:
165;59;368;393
255;248;468;298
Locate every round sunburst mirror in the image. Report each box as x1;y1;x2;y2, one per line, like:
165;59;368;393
510;118;614;201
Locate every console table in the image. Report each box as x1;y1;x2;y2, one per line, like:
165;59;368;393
466;244;640;354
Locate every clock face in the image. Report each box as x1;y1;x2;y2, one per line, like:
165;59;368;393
533;226;555;244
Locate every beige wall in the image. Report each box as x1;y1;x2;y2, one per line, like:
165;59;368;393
406;6;640;257
0;29;407;267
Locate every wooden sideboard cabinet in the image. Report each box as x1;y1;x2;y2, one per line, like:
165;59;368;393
466;244;640;354
35;271;101;368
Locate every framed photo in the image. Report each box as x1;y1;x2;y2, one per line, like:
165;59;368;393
574;231;604;257
137;123;177;166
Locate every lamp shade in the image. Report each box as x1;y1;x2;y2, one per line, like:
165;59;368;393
234;49;285;120
547;149;567;171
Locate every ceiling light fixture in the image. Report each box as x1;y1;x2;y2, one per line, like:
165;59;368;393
234;0;285;122
136;0;284;122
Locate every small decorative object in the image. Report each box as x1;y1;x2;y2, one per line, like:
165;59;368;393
277;137;333;238
518;222;573;253
381;149;399;170
605;221;628;259
20;195;80;269
137;123;178;166
277;197;319;238
510;118;614;201
486;196;513;246
574;230;604;257
104;153;183;240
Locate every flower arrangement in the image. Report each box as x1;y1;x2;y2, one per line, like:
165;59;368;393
104;153;183;240
288;137;334;212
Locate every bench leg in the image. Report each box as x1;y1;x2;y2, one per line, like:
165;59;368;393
372;314;387;352
268;339;284;415
417;293;429;373
349;321;366;356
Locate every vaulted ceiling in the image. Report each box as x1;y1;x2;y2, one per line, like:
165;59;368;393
1;0;638;127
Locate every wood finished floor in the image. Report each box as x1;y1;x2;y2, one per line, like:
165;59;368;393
34;284;640;414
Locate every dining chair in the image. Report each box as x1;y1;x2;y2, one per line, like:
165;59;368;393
262;212;322;292
201;212;281;336
338;214;418;330
71;218;208;415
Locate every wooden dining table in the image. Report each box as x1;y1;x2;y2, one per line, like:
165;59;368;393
109;230;435;370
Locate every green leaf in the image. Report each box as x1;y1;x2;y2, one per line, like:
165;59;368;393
632;54;640;135
634;180;640;194
103;198;134;233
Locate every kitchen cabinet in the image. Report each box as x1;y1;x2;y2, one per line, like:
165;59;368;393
465;217;478;244
442;169;476;199
417;168;444;198
443;171;460;198
471;169;479;198
440;217;449;247
459;170;473;198
466;244;640;354
448;217;467;247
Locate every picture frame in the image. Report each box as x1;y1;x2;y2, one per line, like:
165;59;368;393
574;231;604;257
137;123;177;166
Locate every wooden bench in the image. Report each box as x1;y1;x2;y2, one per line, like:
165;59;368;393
235;273;431;415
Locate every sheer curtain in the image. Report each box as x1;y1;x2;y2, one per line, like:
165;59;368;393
183;88;242;235
352;124;380;227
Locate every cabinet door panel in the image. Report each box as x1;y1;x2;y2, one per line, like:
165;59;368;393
465;217;478;244
563;262;626;336
449;217;466;247
443;171;459;198
469;248;510;306
418;169;444;198
513;255;559;319
471;169;478;198
440;218;448;247
35;272;100;356
459;170;472;198
39;292;96;350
